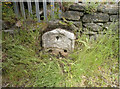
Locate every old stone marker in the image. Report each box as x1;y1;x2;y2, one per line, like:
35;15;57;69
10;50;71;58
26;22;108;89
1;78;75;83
42;28;76;56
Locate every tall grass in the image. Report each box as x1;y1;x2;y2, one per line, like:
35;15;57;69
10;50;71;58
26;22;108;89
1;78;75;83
2;24;118;87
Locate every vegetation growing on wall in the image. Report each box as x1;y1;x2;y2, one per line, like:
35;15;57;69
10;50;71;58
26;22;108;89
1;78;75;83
84;2;99;14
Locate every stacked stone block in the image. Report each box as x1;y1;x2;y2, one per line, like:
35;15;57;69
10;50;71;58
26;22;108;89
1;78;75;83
62;3;119;40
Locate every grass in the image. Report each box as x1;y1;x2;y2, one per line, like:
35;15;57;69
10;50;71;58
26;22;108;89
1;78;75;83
1;1;119;87
2;21;118;87
85;2;99;14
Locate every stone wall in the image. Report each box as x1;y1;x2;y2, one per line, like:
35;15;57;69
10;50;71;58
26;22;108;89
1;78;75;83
61;3;119;40
3;2;119;41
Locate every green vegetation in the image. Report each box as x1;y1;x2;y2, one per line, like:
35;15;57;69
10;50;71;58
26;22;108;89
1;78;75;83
2;2;16;27
84;2;99;14
2;1;118;87
2;23;118;87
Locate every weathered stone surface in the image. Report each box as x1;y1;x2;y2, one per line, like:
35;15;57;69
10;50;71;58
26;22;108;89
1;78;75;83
69;23;79;31
96;23;104;26
83;30;97;35
104;22;118;31
2;30;14;34
104;22;112;29
69;3;85;11
47;20;78;31
68;21;82;30
97;4;118;15
82;14;93;22
83;23;103;32
110;15;118;21
42;28;76;54
47;20;62;29
62;11;83;20
82;13;109;22
47;20;69;31
73;21;82;28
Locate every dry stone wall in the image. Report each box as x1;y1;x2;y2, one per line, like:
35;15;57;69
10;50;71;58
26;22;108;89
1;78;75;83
61;3;119;40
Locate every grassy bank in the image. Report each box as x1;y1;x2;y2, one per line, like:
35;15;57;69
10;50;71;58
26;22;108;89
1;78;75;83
2;24;118;87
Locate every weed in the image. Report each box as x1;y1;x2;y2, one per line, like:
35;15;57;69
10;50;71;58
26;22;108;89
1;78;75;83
2;23;118;87
2;1;118;87
2;2;16;27
84;2;99;14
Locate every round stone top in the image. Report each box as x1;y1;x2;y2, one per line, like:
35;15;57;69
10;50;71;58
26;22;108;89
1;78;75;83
43;28;76;40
